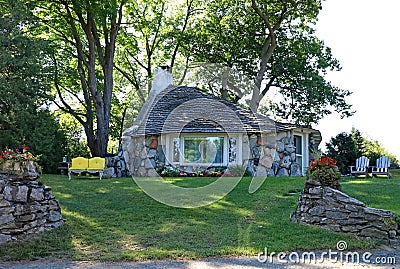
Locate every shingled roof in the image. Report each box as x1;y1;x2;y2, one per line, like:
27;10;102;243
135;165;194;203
125;85;321;146
127;86;275;136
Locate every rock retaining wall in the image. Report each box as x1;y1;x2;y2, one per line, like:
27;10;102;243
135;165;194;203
0;174;65;244
291;181;400;245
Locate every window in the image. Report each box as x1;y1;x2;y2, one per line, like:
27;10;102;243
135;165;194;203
229;137;237;163
172;137;181;163
183;136;224;165
294;135;302;166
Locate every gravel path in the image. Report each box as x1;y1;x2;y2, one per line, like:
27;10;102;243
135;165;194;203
0;248;398;269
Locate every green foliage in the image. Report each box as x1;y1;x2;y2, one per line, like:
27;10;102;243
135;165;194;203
0;0;67;173
57;113;90;159
325;128;363;174
180;0;353;125
326;128;398;174
363;138;398;167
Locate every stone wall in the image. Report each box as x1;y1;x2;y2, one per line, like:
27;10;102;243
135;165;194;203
122;135;161;177
250;131;304;177
104;151;130;178
0;173;65;245
123;131;316;177
291;180;400;245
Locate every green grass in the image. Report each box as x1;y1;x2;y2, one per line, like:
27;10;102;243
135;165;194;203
0;174;399;261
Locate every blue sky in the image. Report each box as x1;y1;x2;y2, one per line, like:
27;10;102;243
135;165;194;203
315;0;400;158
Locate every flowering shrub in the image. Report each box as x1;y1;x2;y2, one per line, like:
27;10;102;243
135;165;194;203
157;166;226;177
0;146;37;162
0;146;40;166
306;157;341;187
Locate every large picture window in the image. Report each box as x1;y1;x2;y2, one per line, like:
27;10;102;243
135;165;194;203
183;136;225;165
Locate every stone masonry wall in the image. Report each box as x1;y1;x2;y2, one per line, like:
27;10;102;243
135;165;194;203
0;174;65;244
122;135;161;177
291;181;400;245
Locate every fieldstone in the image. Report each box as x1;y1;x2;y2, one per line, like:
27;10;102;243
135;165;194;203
281;137;290;145
342;226;361;233
157;145;166;163
149;139;158;149
325;211;348;220
148;149;157;159
140;149;148;159
133;157;142;169
360;228;388;240
137;167;147;177
276;141;284;152
276;168;289;177
279;156;291;169
323;224;341;232
255;166;268;177
259;156;273;169
0;207;14;214
268;168;276;177
0;234;11;244
17;214;36;222
15;186;29;202
3;186;14;201
345;204;360;212
30;188;44;201
103;167;114;178
308;187;323;195
336;195;365;207
364;208;393;218
285;144;295;153
48;211;63;222
306;179;322;187
309;206;325;216
0;214;14;225
389;230;397;238
290;163;301;176
271;149;280;162
147;169;159;177
290;153;296;162
0;199;11;207
144;158;156;169
251;147;260;159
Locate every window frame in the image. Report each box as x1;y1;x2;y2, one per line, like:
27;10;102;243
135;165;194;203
180;134;228;166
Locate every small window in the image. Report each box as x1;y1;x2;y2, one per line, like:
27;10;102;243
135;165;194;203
173;137;181;163
229;137;237;163
294;135;303;166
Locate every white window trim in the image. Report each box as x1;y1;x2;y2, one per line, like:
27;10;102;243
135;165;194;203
293;131;311;176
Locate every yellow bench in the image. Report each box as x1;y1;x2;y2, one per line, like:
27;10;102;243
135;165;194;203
68;157;105;180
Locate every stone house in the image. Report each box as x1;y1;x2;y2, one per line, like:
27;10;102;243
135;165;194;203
122;69;321;177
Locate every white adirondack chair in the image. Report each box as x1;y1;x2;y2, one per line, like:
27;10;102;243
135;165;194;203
372;156;392;178
349;156;370;177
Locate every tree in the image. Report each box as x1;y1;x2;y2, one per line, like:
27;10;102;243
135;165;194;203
34;0;126;157
113;0;200;129
180;0;353;125
325;129;363;174
0;0;67;173
326;128;398;174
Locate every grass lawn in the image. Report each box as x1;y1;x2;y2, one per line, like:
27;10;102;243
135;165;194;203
0;174;398;261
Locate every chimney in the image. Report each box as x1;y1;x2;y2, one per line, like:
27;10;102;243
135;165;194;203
151;66;173;95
